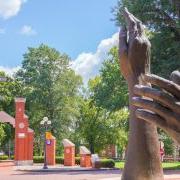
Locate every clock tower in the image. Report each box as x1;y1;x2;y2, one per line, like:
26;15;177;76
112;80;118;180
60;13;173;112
14;98;34;165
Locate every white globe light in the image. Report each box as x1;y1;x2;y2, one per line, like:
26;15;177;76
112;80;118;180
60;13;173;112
40;120;44;125
43;117;48;122
47;121;51;125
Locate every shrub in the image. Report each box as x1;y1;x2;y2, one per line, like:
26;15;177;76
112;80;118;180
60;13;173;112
75;157;80;165
0;155;9;160
10;155;14;160
100;159;115;168
56;157;64;164
33;156;44;163
33;156;80;165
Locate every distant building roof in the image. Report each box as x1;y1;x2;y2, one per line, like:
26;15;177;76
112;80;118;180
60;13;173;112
0;111;15;127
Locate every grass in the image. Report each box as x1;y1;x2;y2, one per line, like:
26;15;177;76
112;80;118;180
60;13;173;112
115;161;180;170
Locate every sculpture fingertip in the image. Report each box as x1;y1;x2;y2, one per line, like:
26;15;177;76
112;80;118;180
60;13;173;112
123;7;130;18
124;7;129;14
143;73;151;81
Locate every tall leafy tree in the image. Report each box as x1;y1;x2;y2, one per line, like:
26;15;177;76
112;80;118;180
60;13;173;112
84;47;129;154
0;71;21;153
16;44;82;155
76;98;129;154
90;47;128;111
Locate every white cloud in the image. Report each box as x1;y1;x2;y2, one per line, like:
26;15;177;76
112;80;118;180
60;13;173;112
0;32;118;82
71;32;119;83
20;25;37;36
0;66;20;77
0;0;27;19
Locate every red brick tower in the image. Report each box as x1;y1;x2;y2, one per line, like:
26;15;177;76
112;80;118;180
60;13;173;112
14;98;34;165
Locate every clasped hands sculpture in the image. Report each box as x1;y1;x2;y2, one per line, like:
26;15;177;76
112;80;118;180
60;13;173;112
119;8;180;145
119;7;179;180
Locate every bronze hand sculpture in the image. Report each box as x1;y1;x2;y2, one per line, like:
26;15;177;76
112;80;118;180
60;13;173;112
119;8;163;180
132;71;180;145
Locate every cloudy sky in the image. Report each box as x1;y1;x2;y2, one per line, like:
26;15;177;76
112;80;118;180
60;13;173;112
0;0;119;82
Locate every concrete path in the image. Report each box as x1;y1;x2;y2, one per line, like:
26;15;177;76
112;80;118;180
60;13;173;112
0;161;180;180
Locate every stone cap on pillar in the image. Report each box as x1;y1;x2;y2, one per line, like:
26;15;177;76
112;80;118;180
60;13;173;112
80;146;91;155
24;114;28;119
15;97;26;103
62;139;75;147
28;128;34;133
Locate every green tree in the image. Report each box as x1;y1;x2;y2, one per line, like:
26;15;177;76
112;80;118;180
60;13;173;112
16;44;82;155
75;95;129;154
0;71;22;114
0;124;5;146
83;47;129;155
0;71;21;155
90;47;128;111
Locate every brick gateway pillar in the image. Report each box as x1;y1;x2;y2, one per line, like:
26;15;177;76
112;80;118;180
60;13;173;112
46;133;56;165
62;139;75;166
80;146;91;167
14;98;34;165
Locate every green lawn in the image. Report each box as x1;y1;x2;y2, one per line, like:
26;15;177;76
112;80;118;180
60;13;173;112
115;161;180;170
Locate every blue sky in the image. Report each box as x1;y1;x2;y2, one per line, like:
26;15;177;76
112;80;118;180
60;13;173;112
0;0;119;81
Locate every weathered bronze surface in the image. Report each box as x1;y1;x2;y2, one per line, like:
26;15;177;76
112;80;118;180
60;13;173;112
132;71;180;145
119;8;163;180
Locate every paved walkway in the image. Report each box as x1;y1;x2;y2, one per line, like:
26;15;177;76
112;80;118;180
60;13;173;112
0;162;180;180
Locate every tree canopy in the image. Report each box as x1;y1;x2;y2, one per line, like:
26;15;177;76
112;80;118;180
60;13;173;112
89;47;128;111
15;44;83;154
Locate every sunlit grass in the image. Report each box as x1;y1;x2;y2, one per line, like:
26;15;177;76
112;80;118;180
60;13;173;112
115;161;180;170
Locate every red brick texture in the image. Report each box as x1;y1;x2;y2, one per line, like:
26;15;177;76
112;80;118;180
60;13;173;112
80;154;91;167
64;146;75;166
46;137;56;165
14;98;34;164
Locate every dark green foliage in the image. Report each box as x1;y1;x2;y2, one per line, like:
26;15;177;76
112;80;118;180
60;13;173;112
33;156;44;163
158;130;174;156
33;156;80;165
75;157;80;165
0;72;21;152
100;159;115;168
90;47;128;111
55;156;64;164
0;155;8;160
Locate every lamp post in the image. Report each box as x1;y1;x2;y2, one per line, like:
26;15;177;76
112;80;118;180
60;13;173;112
40;117;51;169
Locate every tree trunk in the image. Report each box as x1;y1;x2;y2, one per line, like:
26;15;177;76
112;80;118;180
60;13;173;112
89;142;95;154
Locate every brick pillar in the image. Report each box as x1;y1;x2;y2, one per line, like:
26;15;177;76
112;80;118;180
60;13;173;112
14;98;33;165
80;146;91;167
62;139;75;166
46;136;56;165
27;128;34;161
15;98;26;163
